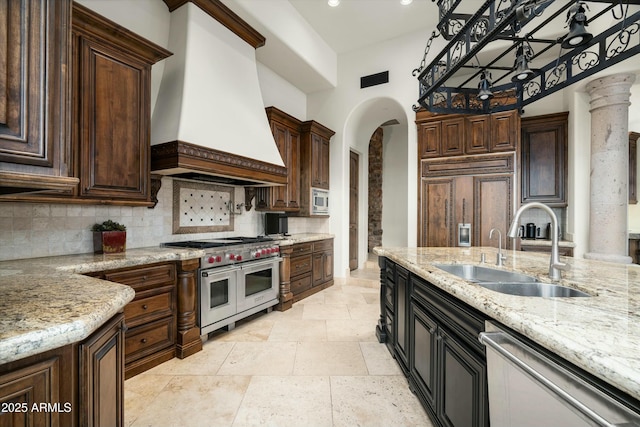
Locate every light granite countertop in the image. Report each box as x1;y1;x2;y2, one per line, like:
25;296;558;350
0;247;203;365
518;238;576;247
276;233;335;246
373;246;640;400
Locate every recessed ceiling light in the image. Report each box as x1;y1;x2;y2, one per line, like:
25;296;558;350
328;0;340;7
400;0;413;4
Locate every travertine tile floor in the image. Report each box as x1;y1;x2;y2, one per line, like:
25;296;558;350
124;258;432;427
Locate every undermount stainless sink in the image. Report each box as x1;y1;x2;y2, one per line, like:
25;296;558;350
477;281;590;297
433;263;590;298
433;263;539;283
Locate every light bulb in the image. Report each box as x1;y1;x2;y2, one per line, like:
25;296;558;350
328;0;340;7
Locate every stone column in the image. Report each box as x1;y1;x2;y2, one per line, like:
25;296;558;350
584;73;635;264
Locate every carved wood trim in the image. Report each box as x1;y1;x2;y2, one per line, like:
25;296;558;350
162;0;265;48
276;245;294;311
421;153;514;178
151;140;288;185
175;258;202;358
148;174;163;208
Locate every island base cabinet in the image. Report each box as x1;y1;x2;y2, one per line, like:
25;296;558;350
438;327;488;427
380;258;489;427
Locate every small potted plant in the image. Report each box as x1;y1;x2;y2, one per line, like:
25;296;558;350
91;220;127;254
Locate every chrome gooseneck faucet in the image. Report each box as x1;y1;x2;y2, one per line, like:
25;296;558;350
489;228;506;266
507;202;568;281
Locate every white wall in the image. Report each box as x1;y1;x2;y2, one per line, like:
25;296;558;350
307;29;443;275
257;63;307;120
382;124;409;248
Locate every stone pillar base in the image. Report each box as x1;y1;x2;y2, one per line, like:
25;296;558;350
584;252;632;264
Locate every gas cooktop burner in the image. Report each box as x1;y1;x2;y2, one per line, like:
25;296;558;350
162;236;274;249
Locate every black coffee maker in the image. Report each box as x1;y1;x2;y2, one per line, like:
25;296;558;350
525;223;537;239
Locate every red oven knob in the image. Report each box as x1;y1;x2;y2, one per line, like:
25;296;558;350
236;255;243;261
261;249;266;255
229;253;236;260
274;246;280;253
254;251;261;258
216;255;222;262
207;256;215;264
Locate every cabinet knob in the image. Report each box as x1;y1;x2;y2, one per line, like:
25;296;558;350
142;304;148;310
141;338;147;344
429;327;436;334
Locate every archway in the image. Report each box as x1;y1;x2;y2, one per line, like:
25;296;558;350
340;97;410;271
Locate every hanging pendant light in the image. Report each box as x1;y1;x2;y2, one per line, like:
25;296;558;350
561;1;592;49
511;43;535;82
477;72;493;101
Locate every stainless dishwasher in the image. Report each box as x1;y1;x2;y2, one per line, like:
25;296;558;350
479;322;640;427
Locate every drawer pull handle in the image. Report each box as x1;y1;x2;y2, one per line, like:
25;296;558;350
141;338;147;344
142;304;148;310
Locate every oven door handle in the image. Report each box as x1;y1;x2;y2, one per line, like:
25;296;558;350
201;264;240;277
239;257;282;270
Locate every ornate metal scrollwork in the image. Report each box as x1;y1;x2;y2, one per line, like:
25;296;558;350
606;21;640;59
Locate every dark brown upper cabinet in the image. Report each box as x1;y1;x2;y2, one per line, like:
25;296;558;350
0;0;79;194
417;110;518;159
72;3;171;205
520;112;568;207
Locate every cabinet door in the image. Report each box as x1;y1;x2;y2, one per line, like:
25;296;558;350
287;128;301;209
0;354;67;427
410;302;438;411
490;110;518;152
521;113;568;206
79;313;125;427
268;120;300;211
74;22;150;201
323;250;334;283
394;267;409;372
418;121;441;159
311;134;330;189
270;122;289;209
465;115;491;155
0;0;70;173
420;178;454;247
473;174;513;249
438;327;488;427
441;118;465;157
312;252;325;287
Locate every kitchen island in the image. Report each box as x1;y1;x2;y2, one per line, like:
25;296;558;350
0;247;202;426
374;246;640;420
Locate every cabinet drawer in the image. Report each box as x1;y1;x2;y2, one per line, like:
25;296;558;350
291;273;312;295
124;285;175;328
312;239;333;252
105;263;176;291
291;243;312;256
291;254;312;276
125;317;176;364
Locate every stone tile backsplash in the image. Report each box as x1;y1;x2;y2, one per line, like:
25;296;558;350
0;177;329;261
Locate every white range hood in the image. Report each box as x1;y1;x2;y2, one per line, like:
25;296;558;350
150;1;287;186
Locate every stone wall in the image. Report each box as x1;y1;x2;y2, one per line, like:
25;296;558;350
368;127;383;252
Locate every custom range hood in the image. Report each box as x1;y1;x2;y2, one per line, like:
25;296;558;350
150;0;286;186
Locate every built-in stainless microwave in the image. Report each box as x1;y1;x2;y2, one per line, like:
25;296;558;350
311;188;329;215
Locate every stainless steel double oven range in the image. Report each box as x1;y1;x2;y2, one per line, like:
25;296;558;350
164;237;281;336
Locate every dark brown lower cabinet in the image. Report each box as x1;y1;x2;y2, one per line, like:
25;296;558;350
289;239;334;303
379;258;489;427
79;313;125;427
0;313;125;427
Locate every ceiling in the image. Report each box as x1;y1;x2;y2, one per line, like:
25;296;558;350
287;0;440;54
